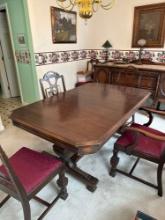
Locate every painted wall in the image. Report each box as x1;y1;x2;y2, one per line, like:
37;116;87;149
27;0;165;98
0;0;39;103
27;0;96;52
92;0;165;50
27;0;96;92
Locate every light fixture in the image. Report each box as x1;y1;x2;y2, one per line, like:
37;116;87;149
56;0;115;19
137;38;146;64
102;40;112;62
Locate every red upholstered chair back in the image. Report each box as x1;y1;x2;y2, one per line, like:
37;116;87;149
0;145;27;202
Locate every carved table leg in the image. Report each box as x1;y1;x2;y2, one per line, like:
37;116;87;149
53;144;98;192
68;157;98;192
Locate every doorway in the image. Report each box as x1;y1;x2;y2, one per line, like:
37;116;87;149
0;9;20;99
0;8;21;129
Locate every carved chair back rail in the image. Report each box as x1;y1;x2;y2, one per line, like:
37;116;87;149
40;71;66;99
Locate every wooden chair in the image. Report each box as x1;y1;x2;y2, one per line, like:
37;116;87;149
86;59;99;75
110;107;165;196
155;98;165;110
0;146;68;220
40;71;66;99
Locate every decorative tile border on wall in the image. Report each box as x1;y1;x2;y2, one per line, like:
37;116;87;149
109;50;165;63
15;50;31;64
34;49;165;66
34;49;97;66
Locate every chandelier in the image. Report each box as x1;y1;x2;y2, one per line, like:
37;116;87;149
56;0;115;19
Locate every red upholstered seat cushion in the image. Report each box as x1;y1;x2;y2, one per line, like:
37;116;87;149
0;147;62;193
116;123;165;158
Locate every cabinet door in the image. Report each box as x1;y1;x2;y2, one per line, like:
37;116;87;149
140;72;159;90
93;67;110;83
111;68;139;87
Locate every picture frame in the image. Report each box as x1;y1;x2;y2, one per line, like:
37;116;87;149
17;33;26;47
132;3;165;48
50;7;77;43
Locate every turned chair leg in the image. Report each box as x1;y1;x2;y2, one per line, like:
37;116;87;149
110;147;119;177
156;101;161;110
22;201;31;220
157;163;164;197
57;168;68;200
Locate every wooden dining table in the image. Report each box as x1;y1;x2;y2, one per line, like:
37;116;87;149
11;83;151;192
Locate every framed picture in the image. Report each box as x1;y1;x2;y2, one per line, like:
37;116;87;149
17;33;26;46
50;7;77;43
132;3;165;48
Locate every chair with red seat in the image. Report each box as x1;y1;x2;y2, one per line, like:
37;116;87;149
110;107;165;196
0;146;68;219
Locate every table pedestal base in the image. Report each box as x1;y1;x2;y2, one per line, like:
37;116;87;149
53;144;98;192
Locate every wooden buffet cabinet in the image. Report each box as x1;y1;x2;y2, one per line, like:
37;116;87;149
93;62;165;106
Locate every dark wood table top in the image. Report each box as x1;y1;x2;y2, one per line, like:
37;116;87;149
11;83;151;155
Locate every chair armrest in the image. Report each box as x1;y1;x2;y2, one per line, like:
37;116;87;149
139;107;153;126
138;107;165;127
125;127;165;141
142;106;165;116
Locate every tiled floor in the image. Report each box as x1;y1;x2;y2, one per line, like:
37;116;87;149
0;97;22;127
